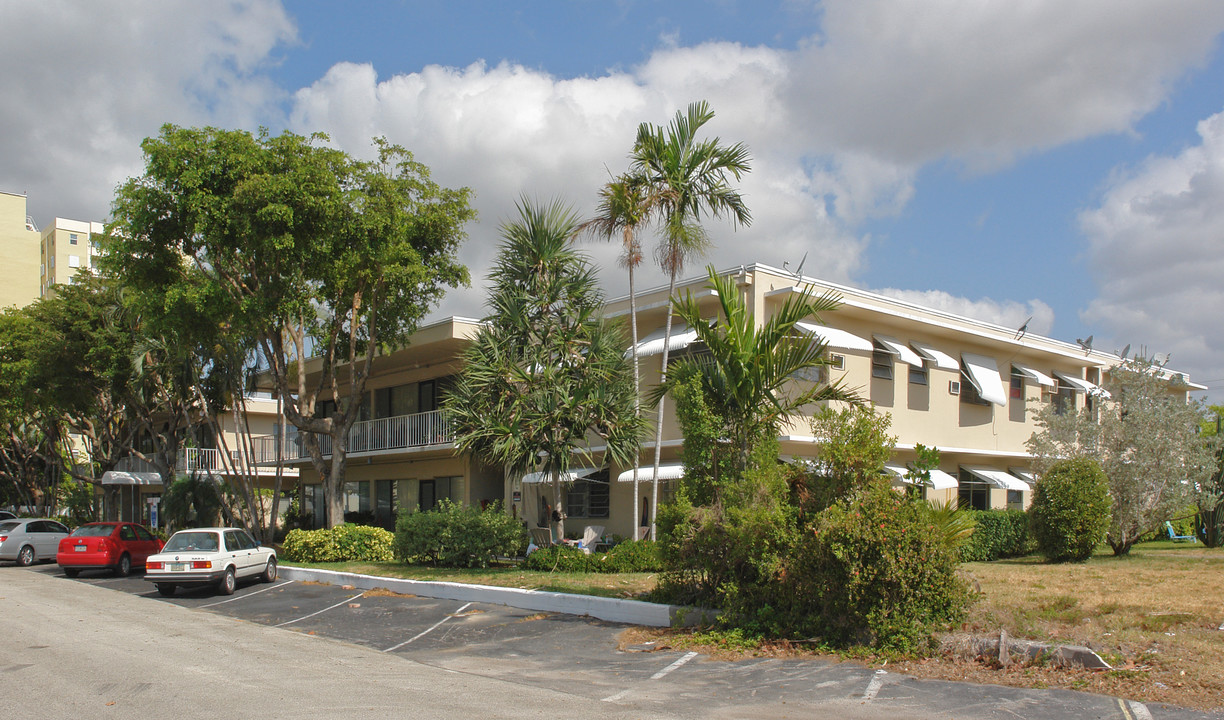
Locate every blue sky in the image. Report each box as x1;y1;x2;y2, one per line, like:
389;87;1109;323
3;1;1224;395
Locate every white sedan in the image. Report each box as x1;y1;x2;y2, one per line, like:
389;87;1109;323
145;527;277;596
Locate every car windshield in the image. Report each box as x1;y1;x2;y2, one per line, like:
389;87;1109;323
71;524;118;537
0;521;19;532
164;531;219;552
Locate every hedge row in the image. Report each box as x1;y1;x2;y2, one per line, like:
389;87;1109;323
395;499;527;568
523;540;663;573
280;524;396;563
959;509;1033;562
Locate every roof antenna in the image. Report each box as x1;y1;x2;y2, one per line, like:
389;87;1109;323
792;251;807;279
1014;316;1031;341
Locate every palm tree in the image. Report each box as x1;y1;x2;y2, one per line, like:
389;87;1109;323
630;100;751;537
579;173;652;536
447;198;645;540
653;266;860;475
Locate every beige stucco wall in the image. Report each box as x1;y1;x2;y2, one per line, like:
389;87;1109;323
0;192;41;308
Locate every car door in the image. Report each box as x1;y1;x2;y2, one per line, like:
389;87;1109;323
130;524;161;564
44;521;69;556
223;530;256;577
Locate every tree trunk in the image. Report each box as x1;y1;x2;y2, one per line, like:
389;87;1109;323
628;263;641;540
648;271;680;540
551;469;565;541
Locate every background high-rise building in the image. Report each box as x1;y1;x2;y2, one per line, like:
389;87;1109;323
0;190;42;308
39;216;105;298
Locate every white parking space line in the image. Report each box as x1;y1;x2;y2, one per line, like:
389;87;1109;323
650;651;699;680
603;651;700;703
861;669;887;701
383;602;473;652
275;591;365;627
199;580;294;608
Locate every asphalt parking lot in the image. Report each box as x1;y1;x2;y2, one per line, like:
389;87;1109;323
8;561;1220;720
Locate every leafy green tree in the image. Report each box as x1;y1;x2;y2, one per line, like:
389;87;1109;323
654;266;858;478
580;173;652;535
1027;357;1216;555
804;405;897;514
105;125;473;527
630;101;751;537
446;199;645;539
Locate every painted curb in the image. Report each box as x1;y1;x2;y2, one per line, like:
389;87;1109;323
280;566;715;627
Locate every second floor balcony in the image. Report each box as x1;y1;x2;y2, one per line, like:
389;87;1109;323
251;408;455;463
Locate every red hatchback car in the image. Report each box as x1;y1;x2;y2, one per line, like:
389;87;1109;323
57;522;164;577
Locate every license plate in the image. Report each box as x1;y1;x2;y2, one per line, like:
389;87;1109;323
169;562;186;572
74;545;86;552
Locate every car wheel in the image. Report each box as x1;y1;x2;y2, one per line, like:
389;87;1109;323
262;557;277;583
156;583;177;597
63;568;80;578
115;553;132;577
218;567;236;595
16;545;35;567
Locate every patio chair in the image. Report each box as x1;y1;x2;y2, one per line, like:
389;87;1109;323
576;525;604;555
1165;521;1197;543
530;527;554;549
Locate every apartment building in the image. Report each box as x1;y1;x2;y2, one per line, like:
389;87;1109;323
40;216;105;298
267;263;1203;538
0;191;42;308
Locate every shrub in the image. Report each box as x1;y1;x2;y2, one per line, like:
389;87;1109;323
522;540;663;574
395;499;527;568
959;509;1034;562
783;479;972;651
1029;458;1111;563
280;524;395;563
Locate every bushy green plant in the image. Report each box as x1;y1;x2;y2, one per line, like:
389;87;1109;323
280;524;396;563
783;479;972;651
923;499;976;558
1029;458;1111;562
959;509;1034;562
395;499;527;568
523;540;663;573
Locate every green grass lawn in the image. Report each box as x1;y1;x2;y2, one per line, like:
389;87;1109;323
281;559;659;600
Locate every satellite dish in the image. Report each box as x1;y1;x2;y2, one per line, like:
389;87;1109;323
1076;335;1094;354
1014;316;1031;340
1119;343;1131;360
793;251;808;279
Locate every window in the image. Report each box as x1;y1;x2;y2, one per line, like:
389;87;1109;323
790;365;826;383
68;255;80;268
871;349;893;380
1006;490;1024;510
957;470;990;510
908;364;928;385
959;373;991;406
342;481;371;523
374;383;418;418
1053;382;1076;415
1009;372;1024;399
565;476;610;518
69;233;78;245
828;353;845;370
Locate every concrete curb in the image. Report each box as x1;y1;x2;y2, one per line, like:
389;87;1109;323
280;566;716;628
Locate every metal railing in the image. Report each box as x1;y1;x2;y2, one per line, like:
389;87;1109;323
180;447;298;476
251;409;454;462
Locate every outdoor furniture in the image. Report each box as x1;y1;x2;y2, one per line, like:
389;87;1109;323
576;525;604;555
530;527;554;549
1165;521;1197;543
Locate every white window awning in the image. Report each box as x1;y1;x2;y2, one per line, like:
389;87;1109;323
1054;371;1110;398
522;467;601;484
795;322;873;353
617;464;684;482
100;471;163;486
884;464;959;489
910;341;959;371
873;335;923;366
1012;363;1056;388
960;353;1008;406
629;324;699;359
1009;468;1036;486
963;466;1030;490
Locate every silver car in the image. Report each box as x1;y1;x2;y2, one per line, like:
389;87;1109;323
0;518;71;566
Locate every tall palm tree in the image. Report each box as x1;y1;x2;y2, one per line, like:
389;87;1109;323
630;100;751;537
447;198;645;540
579;173;652;536
652;267;860;476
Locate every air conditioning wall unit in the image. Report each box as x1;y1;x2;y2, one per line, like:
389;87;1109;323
949;380;961;395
